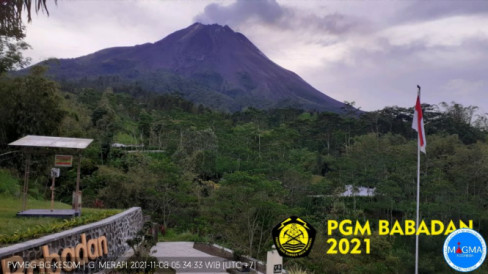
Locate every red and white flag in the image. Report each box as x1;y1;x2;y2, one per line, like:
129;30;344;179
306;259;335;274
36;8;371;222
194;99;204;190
412;88;426;153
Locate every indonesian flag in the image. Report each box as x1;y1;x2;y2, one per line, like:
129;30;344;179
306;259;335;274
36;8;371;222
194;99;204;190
412;86;426;153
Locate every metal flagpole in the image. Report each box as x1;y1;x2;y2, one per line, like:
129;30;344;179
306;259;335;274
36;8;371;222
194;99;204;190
415;86;421;274
415;140;420;274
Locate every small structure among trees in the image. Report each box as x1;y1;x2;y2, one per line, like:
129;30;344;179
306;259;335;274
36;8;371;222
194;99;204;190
9;135;93;218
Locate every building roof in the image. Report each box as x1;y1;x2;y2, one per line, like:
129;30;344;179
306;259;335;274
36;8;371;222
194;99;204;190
8;135;93;149
340;185;376;197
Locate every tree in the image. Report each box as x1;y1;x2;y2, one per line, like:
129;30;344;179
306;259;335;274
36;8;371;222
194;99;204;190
204;172;288;258
0;36;30;74
427;102;485;144
0;0;55;74
137;109;152;144
439;101;478;125
0;66;65;146
172;128;218;176
0;0;54;39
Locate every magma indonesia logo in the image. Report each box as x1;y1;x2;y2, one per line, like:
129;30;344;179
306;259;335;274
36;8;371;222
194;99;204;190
444;228;487;272
272;216;316;258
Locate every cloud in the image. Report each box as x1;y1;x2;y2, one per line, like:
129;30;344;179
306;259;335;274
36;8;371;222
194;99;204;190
19;0;488;113
395;0;488;23
194;0;284;26
444;79;486;96
194;0;367;35
301;33;488;112
193;1;488;113
311;13;363;34
22;1;209;62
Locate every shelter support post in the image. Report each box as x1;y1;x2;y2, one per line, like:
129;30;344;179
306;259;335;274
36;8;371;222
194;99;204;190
74;153;82;211
50;176;55;211
22;153;31;211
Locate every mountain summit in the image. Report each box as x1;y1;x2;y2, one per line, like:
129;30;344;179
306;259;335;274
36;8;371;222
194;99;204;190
39;23;347;112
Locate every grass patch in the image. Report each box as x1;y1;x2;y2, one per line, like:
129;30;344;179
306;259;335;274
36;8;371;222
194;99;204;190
114;132;138;144
0;195;122;246
158;228;208;242
0;169;20;196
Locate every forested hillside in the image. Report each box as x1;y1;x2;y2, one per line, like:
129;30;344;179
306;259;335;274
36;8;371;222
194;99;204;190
1;67;487;273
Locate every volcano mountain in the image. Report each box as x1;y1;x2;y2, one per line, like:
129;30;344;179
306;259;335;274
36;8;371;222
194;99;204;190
35;23;346;112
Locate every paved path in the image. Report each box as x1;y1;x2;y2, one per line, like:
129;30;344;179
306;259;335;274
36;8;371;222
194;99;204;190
150;242;229;274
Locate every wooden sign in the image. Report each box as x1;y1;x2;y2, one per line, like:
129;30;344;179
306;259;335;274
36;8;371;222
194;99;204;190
54;155;73;167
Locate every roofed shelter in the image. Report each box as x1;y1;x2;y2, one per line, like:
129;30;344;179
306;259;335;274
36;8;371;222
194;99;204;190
9;135;93;218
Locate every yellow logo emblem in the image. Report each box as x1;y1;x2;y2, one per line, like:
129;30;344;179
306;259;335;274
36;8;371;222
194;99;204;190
272;216;316;257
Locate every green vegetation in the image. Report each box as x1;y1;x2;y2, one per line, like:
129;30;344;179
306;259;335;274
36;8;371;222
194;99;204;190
122;222;160;274
0;195;121;245
0;42;487;272
0;169;19;196
158;228;208;243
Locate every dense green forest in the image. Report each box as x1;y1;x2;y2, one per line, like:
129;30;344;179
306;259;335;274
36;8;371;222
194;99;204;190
0;66;488;273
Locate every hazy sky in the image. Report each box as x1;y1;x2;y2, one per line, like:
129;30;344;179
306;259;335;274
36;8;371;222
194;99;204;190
22;0;488;113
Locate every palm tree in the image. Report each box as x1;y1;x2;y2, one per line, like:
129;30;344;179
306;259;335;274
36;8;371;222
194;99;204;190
0;0;55;39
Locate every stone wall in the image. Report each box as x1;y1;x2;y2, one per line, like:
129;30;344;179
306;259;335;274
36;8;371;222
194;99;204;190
0;207;143;273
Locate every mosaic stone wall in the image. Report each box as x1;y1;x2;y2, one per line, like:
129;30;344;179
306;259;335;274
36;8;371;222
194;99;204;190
0;207;143;273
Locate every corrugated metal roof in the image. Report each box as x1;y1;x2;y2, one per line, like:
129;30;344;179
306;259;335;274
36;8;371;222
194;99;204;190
340;185;376;197
8;135;93;149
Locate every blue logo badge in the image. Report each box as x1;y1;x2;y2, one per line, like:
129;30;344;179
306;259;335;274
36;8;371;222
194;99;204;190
443;228;486;272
